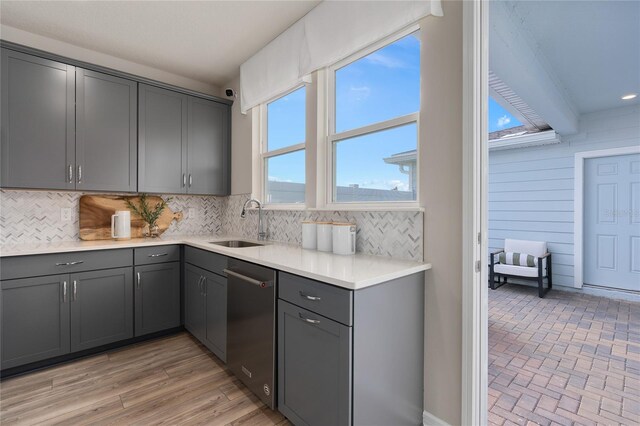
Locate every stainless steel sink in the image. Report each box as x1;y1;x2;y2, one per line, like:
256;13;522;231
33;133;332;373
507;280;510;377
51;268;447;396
210;240;264;248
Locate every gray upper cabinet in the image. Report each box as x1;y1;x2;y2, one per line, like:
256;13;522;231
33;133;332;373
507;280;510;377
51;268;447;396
138;84;188;194
76;68;137;192
1;274;71;370
134;262;181;337
187;97;229;195
69;267;133;352
1;49;75;190
139;84;230;195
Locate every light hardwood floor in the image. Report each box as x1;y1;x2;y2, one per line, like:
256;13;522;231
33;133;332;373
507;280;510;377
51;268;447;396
0;332;291;425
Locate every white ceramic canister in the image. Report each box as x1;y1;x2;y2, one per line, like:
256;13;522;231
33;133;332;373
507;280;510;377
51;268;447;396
111;210;131;240
332;222;356;255
301;221;317;250
316;222;333;252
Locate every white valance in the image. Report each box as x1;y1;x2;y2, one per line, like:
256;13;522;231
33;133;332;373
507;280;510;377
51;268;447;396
240;0;443;113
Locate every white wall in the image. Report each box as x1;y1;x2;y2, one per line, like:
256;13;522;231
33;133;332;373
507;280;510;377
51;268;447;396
420;1;463;423
220;76;253;194
489;105;640;287
1;25;220;96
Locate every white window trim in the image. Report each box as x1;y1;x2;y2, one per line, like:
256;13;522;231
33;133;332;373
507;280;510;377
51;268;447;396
322;25;421;209
258;85;307;209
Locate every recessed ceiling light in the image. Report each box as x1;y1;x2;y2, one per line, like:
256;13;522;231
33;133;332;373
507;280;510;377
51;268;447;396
621;93;638;100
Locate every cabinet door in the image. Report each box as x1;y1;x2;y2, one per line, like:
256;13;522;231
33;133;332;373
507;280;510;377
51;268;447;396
69;267;133;352
184;264;206;342
76;69;137;192
202;270;227;361
1;275;70;369
138;84;188;194
134;262;180;337
1;49;75;190
187;97;230;195
278;300;352;426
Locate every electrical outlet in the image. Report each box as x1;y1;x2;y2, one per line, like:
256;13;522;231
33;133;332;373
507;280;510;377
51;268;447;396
60;208;72;222
188;208;197;219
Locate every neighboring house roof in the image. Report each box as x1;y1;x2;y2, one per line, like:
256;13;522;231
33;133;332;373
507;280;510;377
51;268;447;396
383;150;417;165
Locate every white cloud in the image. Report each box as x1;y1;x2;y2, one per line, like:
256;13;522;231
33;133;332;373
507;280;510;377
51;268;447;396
268;176;293;183
365;52;406;69
496;115;511;128
349;85;371;101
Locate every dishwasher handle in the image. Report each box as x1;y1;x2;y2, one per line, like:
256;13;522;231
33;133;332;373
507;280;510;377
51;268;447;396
224;268;273;288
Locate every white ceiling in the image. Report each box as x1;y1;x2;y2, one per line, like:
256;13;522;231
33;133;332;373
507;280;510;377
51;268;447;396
491;0;640;115
0;1;321;87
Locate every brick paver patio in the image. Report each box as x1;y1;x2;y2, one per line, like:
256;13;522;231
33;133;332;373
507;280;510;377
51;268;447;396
488;285;640;426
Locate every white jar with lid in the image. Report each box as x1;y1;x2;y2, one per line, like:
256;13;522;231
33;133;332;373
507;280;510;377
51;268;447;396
332;222;356;255
301;221;317;250
316;222;333;252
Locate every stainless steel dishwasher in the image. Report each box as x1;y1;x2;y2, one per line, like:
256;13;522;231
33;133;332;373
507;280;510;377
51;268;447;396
224;258;277;409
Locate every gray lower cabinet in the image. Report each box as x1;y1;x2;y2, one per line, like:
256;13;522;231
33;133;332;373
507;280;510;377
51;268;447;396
134;262;181;337
277;272;425;426
1;48;75;190
69;267;134;352
0;274;71;370
75;68;137;192
278;300;352;426
138;83;230;195
184;261;227;362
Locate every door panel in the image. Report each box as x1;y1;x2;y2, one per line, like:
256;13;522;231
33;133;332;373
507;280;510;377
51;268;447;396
70;268;133;352
584;153;640;291
1;275;71;369
277;300;352;426
187;97;229;195
76;69;137;192
1;49;75;190
134;262;180;336
203;271;227;361
184;264;205;342
138;84;188;193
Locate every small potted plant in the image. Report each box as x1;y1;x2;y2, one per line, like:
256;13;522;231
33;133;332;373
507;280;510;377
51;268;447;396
125;194;171;238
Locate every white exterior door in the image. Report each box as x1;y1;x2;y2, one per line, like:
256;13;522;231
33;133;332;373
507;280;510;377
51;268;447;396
584;153;640;291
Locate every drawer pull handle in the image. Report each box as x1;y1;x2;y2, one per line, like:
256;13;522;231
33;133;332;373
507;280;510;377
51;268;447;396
56;261;84;266
148;253;168;257
299;291;321;301
298;313;320;325
224;268;272;288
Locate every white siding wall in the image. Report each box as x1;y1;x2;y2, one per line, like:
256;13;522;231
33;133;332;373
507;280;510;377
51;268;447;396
489;105;640;287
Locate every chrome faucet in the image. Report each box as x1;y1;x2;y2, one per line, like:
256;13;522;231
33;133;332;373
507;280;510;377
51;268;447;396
241;198;266;241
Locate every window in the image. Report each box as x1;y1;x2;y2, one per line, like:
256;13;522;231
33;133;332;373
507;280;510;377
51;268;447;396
261;86;306;204
329;31;420;204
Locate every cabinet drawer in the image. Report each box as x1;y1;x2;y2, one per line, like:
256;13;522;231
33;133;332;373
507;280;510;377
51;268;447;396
134;245;180;265
279;272;353;326
184;246;227;276
0;249;133;281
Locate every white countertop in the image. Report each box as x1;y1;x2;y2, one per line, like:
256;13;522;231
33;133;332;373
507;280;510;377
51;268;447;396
0;236;431;290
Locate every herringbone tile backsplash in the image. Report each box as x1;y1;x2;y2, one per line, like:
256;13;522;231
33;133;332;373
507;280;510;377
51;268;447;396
1;191;423;261
223;195;423;261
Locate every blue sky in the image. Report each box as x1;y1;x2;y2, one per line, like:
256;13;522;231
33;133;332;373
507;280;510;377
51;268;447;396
488;97;522;132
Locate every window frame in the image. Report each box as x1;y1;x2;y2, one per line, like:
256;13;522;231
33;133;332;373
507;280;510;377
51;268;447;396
258;85;307;209
324;26;421;209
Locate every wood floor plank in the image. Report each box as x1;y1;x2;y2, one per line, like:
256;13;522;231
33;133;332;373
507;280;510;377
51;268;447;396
0;332;291;426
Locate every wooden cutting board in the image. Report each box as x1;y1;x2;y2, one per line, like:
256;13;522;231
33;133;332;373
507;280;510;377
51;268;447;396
79;195;183;240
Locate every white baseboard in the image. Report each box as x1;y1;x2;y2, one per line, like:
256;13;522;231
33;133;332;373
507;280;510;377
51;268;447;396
423;410;450;426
